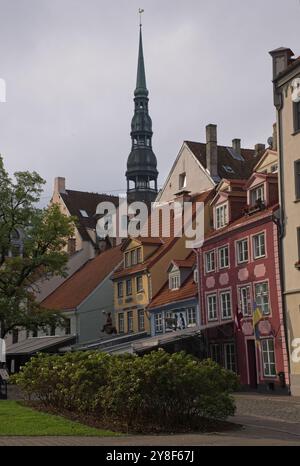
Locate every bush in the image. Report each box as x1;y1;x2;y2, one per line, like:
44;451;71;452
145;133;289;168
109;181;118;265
14;350;238;432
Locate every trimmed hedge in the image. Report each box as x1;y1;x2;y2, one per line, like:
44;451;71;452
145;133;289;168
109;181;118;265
13;350;239;431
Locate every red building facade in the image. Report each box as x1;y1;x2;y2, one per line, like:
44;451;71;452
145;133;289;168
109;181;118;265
197;175;290;392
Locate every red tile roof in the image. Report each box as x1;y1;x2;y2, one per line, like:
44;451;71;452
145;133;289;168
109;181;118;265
42;245;123;311
148;272;197;310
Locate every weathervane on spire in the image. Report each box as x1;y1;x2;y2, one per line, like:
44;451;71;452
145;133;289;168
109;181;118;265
139;8;144;27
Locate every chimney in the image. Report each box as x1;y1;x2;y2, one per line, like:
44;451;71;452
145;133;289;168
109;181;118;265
206;124;218;180
54;177;66;194
272;123;278;151
254;144;266;157
232;139;241;156
269;47;294;80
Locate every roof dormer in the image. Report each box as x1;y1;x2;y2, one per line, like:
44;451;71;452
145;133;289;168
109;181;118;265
245;172;278;211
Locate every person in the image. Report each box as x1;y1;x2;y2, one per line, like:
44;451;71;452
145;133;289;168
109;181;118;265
101;312;117;335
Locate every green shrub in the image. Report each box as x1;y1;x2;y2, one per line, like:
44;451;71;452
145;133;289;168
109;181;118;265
14;350;238;431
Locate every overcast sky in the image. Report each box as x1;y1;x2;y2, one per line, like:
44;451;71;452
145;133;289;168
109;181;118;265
0;0;299;202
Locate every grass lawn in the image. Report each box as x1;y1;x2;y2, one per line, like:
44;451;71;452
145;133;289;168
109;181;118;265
0;401;118;437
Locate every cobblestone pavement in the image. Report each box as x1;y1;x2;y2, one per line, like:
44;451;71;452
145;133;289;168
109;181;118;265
0;394;300;446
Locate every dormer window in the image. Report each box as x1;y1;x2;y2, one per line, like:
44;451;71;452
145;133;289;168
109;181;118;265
125;247;142;268
250;185;264;206
223;165;235;174
169;273;180;290
215;204;228;230
79;210;89;218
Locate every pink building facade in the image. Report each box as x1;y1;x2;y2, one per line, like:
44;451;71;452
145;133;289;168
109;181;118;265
197;176;290;392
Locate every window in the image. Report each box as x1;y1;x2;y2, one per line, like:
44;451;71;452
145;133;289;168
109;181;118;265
224;343;236;372
219;246;229;269
187;308;196;326
155;313;163;334
12;329;19;345
239;286;252;317
223;165;235;174
298;228;300;261
125;252;130;268
117;282;123;298
126;279;132;296
118;313;124;333
138;310;145;332
65;318;71;335
79;210;89;218
220;291;232;319
169;274;180;290
179;173;187;190
237;239;249;264
131;249;137;266
271;164;278;173
253;233;266;259
136;276;143;293
216;204;228;229
294;102;300;132
295;160;300;200
137;247;142;263
262;339;276;377
255;282;270;316
210;344;222;365
251;185;264;205
205;251;215;273
127;311;134;333
193;269;198;284
207;294;217;321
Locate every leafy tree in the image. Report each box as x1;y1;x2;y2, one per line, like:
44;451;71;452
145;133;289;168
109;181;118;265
0;156;75;339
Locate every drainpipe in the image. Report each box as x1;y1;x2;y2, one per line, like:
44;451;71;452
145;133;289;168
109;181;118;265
276;90;292;394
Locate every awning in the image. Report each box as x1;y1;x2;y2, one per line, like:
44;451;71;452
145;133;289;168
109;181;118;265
6;335;76;356
133;320;234;352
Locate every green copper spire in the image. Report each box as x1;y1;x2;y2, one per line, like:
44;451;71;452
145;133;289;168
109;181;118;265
135;25;148;97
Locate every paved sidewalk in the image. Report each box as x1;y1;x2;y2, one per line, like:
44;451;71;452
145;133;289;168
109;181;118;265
0;394;300;446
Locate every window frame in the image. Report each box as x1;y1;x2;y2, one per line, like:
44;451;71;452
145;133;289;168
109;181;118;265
215;203;228;230
219;245;229;269
136;276;143;293
236;238;249;264
155;313;163;334
255;281;270;316
261;338;277;378
224;343;236;373
293;101;300;133
117;281;124;298
250;184;265;206
118;313;125;334
220;290;232;320
127;311;134;333
126;279;132;296
187;307;197;326
239;285;252;317
205;250;215;274
207;293;218;322
253;232;266;260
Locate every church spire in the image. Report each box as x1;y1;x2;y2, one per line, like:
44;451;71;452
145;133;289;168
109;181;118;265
135;25;148;97
126;13;158;205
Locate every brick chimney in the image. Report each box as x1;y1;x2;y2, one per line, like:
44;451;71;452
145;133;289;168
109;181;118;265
272;123;278;151
254;144;266;158
232;139;241;157
54;177;66;194
206;124;218;180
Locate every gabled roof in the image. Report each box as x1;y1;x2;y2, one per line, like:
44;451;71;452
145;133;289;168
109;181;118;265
148;270;197;310
168;252;195;272
252;149;277;173
42;245;123;311
60;190;119;243
185;141;264;181
244;172;278;190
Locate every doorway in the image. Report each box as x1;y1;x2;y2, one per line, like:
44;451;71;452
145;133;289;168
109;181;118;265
247;340;258;389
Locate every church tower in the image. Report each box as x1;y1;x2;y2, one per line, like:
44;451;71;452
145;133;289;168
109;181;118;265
126;19;158;205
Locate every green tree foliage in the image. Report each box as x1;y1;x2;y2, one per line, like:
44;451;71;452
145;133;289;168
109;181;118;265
0;156;75;338
14;351;239;432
